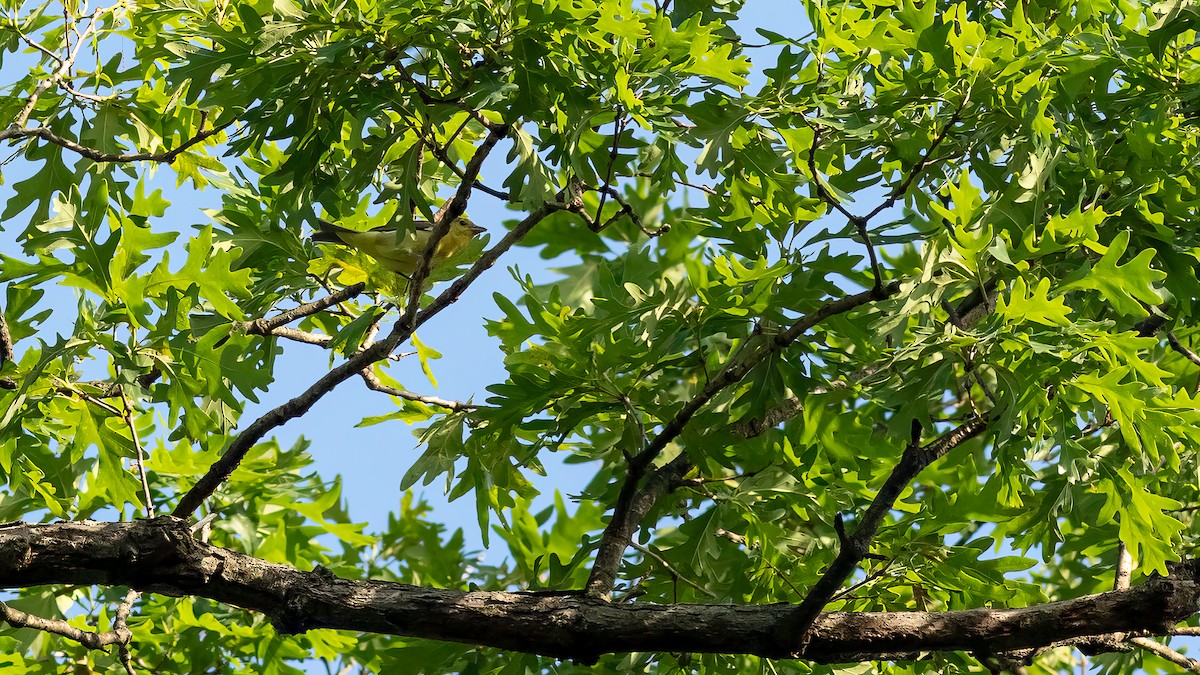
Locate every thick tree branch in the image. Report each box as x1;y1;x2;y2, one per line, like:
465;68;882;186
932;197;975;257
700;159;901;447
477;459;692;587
1;518;1199;664
172;202;561;517
586;282;901;598
780;416;990;654
0;302;14;365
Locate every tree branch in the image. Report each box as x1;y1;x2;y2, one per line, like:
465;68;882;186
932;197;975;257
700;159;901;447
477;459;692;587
2;518;1199;664
1168;332;1200;367
0;301;14;365
171;202;561;518
10;8;98;127
228;283;366;343
735;276;1000;439
415;130;511;202
779;416;990;654
585;282;901;599
0;117;230;164
861;108;962;222
0;597;131;651
360;368;476;413
1129;637;1200;673
403;126;509;327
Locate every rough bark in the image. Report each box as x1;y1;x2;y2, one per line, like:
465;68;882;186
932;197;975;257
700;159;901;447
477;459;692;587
1;518;1197;663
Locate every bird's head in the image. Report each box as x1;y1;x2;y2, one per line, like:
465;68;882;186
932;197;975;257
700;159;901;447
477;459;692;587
455;216;487;236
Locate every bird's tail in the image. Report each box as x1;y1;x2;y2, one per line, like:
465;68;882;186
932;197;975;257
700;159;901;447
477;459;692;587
310;219;354;244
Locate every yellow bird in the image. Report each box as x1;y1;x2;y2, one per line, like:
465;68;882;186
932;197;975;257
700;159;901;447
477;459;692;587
311;216;487;277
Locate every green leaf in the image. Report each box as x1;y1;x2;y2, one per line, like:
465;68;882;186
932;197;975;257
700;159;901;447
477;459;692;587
1062;231;1167;316
997;277;1072;327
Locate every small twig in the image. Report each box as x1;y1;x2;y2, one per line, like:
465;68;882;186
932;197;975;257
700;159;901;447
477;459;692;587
566;201;598;229
414;124;511;201
66;385;123;415
0;119;229;165
679;468;761;486
1129;637;1200;673
755;551;805;600
587;184;667;236
8;15;64;63
861;109;962;222
803;121;885;295
12;8;99;126
358;304;390;350
635;171;717;195
804;121;859;223
594;112;625;226
268;326;335;346
628;541;716;598
66;369;162;400
360;368;476;413
1168;332;1200;367
218;283;366;347
119;388;155;517
830;557;895;602
246;283;366;334
62;82;116;104
189;512;219;538
713;528;804;599
1114;540;1132;591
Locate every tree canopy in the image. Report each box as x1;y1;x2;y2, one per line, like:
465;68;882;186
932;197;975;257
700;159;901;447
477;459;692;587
2;0;1200;672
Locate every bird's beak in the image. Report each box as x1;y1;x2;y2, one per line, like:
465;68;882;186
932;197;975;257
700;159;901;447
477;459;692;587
467;224;487;236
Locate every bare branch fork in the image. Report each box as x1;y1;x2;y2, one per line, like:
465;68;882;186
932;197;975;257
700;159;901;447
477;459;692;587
4;518;1200;664
4;6;232;164
585;281;902;599
0;598;133;650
